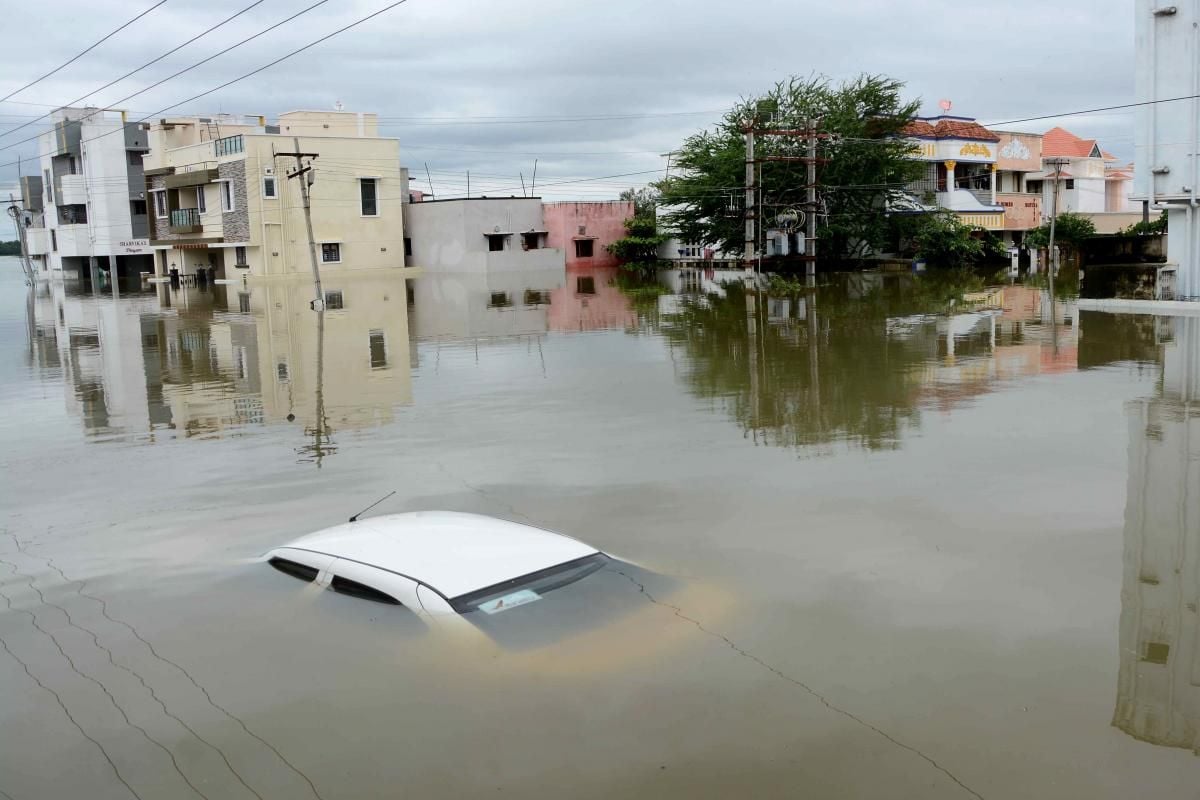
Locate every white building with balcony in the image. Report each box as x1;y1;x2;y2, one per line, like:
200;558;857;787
900;115;1006;230
20;107;154;281
1134;0;1200;298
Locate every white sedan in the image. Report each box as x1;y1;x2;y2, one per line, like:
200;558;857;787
265;511;614;618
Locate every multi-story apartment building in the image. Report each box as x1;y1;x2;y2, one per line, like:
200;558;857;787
20;107;154;281
141;110;408;281
992;131;1044;249
1134;0;1200;298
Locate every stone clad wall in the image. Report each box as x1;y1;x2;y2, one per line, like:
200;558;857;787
219;160;250;243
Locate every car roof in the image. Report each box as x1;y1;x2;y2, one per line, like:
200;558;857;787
275;511;599;600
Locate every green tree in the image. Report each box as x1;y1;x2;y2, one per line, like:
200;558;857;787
619;187;659;217
1119;215;1167;236
607;215;667;279
655;74;923;267
1025;211;1096;254
0;240;20;256
894;211;994;268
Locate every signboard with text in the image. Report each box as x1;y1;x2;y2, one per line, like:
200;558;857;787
118;239;151;255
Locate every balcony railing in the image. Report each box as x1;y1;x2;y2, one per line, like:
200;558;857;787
213;134;244;157
169;207;202;234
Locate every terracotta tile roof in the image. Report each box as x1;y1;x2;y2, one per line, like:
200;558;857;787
1106;171;1132;180
901;116;999;142
1043;126;1101;158
900;120;936;137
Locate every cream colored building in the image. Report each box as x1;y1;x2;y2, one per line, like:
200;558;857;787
141;111;409;281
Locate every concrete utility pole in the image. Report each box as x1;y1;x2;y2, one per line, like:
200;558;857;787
806;118;818;282
1046;157;1070;305
744;122;756;274
277;138;323;310
6;195;35;284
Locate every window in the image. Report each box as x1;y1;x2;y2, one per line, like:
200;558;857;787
1142;642;1170;664
220;181;234;212
360;178;378;216
524;289;549;305
321;242;341;263
234;246;247;266
369;330;387;368
127;151;142;167
269;557;318;583
324;290;344;310
450;553;609;614
276;361;289;382
522;232;542;250
50;229;57;252
489;291;511;308
1064;179;1075;190
331;575;400;605
195;186;206;214
69;156;78;175
486;234;506;252
263;176;277;199
130;199;147;216
238;292;251;313
575;239;594;258
404;237;412;257
576;276;595;294
153;190;167;218
44;169;53;204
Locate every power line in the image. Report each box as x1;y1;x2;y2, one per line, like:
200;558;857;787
0;0;269;144
0;0;171;104
983;94;1200;127
0;0;335;156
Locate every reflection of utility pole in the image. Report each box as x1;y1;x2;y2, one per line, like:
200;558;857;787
298;307;335;466
806;118;818;282
276;138;322;310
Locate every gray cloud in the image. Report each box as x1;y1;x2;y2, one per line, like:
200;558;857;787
1;0;1137;201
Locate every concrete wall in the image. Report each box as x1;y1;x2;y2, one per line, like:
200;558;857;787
405;198;564;275
542;200;633;269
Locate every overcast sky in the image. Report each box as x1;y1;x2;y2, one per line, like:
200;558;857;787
0;0;1135;200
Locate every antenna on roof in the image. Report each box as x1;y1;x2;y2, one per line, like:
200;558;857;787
349;491;397;523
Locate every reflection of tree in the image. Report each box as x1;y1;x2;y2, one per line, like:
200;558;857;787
1077;311;1163;370
659;282;943;452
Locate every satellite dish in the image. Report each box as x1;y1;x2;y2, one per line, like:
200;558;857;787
334;100;345;111
939;99;953;113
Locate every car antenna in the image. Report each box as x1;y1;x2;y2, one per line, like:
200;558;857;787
349;491;397;523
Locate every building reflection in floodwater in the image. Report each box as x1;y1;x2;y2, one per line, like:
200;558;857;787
26;276;413;455
1113;315;1200;755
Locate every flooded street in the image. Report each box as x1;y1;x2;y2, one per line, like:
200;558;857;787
1;257;1197;799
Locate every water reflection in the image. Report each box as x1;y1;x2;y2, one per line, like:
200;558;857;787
25;276;413;455
658;282;1078;452
1113;315;1200;754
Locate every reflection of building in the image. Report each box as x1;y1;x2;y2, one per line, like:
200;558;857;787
143;111;408;279
27;275;412;444
1114;316;1200;754
547;266;637;332
409;269;564;341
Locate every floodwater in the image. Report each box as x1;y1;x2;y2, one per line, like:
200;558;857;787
1;257;1197;799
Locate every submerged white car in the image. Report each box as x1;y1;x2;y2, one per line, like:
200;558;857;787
265;511;612;617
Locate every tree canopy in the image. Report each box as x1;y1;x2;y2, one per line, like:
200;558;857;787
655;74;923;267
1025;212;1096;251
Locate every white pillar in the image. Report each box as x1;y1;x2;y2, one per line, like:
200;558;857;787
990;164;998;205
944;160;956;199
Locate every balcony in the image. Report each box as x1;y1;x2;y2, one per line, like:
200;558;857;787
26;228;48;256
170;207;202;234
59;174;87;206
54;225;92;258
213;134;244;157
998;192;1042;231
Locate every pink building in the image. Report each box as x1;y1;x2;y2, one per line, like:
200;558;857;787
543;200;634;270
548;266;637;332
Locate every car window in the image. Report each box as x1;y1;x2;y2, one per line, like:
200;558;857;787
331;575;401;605
450;553;609;614
269;557;319;583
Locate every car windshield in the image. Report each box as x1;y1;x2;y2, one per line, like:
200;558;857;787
449;553;609;614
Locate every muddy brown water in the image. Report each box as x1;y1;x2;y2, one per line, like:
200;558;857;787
1;260;1197;799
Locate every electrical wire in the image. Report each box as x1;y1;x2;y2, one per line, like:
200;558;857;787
0;0;171;104
0;0;270;144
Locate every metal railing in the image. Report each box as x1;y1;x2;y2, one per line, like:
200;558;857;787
213;134;244;157
170;208;201;228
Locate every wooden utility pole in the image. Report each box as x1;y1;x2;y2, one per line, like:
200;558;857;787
276;138;322;310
